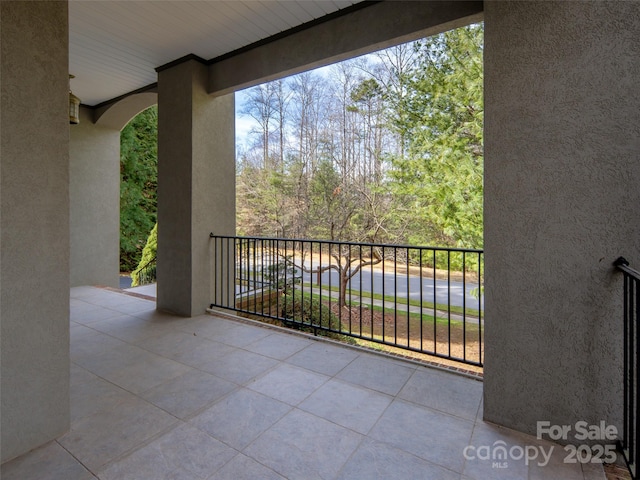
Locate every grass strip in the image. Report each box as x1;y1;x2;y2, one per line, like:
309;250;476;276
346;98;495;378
301;282;481;317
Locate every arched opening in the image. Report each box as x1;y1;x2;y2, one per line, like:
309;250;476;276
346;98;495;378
94;91;158;130
69;92;157;289
119;106;158;290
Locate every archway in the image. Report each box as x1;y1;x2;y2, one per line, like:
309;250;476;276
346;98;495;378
69;91;157;288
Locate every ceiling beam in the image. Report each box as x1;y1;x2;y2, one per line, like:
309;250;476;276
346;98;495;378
207;0;483;96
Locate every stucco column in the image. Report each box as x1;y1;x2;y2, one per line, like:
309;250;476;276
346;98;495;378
156;58;235;316
1;0;70;462
70;106;120;288
484;0;640;440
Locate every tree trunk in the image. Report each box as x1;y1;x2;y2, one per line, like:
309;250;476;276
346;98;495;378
338;268;348;308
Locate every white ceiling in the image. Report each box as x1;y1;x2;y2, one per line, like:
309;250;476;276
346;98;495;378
69;0;359;106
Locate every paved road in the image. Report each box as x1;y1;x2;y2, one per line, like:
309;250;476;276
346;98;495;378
119;274;133;289
297;265;483;311
300;284;482;324
240;258;483;311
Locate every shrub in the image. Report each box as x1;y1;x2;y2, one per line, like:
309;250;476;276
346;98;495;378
131;223;157;286
281;293;340;331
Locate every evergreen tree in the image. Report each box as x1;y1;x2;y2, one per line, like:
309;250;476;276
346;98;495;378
120;106;158;271
389;24;484;249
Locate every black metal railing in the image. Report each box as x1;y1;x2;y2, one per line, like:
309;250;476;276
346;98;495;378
615;256;640;479
131;256;157;287
210;235;484;367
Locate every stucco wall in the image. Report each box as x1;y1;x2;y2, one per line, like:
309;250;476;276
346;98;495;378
157;59;235;316
484;1;640;439
0;1;70;462
70;106;120;288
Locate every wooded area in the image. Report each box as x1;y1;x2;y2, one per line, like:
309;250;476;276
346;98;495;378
236;23;483;248
119;24;483;273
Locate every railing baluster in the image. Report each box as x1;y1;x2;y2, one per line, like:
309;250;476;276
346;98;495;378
382;246;386;344
629;278;640;470
624;272;629;452
251;239;256;314
319;241;323;331
419;248;424;352
224;237;228;309
433;249;437;355
328;243;333;328
406;247;410;349
286;239;291;323
359;246;363;337
614;257;640;479
348;244;352;335
447;250;451;358
274;239;280;318
631;275;636;466
462;251;467;362
370;246;375;342
213;237;219;307
394;247;398;346
240;238;245;311
478;251;483;365
338;244;342;333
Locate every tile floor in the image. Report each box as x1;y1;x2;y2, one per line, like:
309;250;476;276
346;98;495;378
1;286;607;479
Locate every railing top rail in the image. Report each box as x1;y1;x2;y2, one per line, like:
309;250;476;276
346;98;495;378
614;256;640;280
209;233;484;254
133;255;157;274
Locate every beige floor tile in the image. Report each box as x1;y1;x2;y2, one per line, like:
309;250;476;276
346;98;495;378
0;441;95;480
299;378;393;434
2;287;605;480
99;424;236;480
58;396;178;472
190;388;291;450
244;409;363;480
140;369;236;419
247;363;328;405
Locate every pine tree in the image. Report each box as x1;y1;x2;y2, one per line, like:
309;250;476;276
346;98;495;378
389;23;484;249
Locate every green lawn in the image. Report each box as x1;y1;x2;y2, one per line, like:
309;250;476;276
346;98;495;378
301;282;481;317
290;287;478;328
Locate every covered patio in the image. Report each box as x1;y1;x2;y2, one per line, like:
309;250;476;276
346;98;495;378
2;0;640;478
2;287;603;479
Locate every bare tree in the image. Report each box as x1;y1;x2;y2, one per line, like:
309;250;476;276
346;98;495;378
272;79;291;171
273;244;382;308
236;43;417;245
241;83;277;167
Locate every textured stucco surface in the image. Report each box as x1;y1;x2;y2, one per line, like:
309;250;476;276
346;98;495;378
0;1;70;462
484;1;640;439
208;1;483;96
94;91;157;130
70;106;120;288
157;60;235;316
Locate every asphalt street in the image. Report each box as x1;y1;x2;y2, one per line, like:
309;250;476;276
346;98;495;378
238;256;483;311
298;268;483;311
